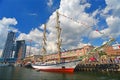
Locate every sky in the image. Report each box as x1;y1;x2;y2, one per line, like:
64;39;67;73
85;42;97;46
0;0;120;56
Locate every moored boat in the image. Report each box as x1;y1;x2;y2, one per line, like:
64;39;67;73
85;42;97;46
32;11;81;73
32;60;81;73
0;63;9;67
24;62;32;68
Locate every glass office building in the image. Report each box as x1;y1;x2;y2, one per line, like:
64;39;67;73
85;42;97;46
14;40;26;60
2;31;15;58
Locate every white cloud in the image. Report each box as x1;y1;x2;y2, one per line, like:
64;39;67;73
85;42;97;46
0;17;17;26
77;42;91;48
89;30;102;38
18;0;98;53
26;46;40;56
17;28;43;44
106;16;120;37
46;41;57;53
89;0;120;42
0;17;18;50
18;0;120;54
39;0;98;52
17;27;45;55
1;0;119;56
100;0;120;39
104;0;120;17
47;0;53;7
56;0;97;49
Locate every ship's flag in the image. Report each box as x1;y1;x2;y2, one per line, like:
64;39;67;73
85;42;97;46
119;45;120;48
96;29;99;32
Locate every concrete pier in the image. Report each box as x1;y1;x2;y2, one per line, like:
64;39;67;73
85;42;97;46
74;63;120;72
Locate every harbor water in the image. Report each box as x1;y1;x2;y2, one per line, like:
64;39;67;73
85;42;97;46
0;66;120;80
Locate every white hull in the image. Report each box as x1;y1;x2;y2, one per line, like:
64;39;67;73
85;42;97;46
32;60;80;73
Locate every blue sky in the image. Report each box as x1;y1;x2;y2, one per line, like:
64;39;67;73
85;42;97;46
0;0;60;33
0;0;120;55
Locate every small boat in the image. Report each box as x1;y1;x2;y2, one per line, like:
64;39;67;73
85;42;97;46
24;62;32;68
14;62;22;67
0;63;9;67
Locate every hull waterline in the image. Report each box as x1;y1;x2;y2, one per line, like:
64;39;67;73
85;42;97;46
38;68;74;73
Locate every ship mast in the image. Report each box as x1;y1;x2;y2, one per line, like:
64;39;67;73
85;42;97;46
42;24;47;62
56;11;62;63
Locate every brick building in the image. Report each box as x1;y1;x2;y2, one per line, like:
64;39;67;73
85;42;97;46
104;46;120;56
44;45;94;62
24;45;120;63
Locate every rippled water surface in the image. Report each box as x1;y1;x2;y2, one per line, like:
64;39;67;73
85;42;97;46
0;66;120;80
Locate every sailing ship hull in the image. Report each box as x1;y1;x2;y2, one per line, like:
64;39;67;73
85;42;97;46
32;60;80;73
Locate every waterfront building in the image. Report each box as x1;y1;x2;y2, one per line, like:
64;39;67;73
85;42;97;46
43;45;94;62
104;45;120;56
14;40;26;60
2;31;15;59
24;44;120;63
24;45;94;62
24;54;42;62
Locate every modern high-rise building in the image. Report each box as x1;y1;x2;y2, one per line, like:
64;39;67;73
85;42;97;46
2;31;15;59
14;40;26;60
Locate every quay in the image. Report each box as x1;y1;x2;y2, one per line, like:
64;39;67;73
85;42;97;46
75;63;120;72
22;62;120;72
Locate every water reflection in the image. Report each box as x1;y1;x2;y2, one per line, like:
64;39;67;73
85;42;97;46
0;66;120;80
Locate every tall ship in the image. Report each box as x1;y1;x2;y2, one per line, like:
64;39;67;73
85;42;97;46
32;11;81;73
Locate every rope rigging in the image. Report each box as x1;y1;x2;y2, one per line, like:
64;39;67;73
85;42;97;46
59;12;119;45
57;12;120;61
59;12;92;28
